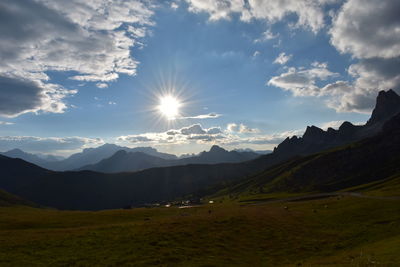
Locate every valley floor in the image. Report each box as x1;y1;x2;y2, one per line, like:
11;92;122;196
0;194;399;266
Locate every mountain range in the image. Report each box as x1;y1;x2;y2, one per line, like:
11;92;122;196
218;112;400;199
77;145;261;173
0;89;399;210
1;143;260;172
273;89;400;158
0;149;61;168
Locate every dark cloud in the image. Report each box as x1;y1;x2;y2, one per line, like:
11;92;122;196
0;76;73;117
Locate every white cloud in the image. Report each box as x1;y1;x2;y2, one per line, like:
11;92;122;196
96;83;109;89
181;124;207;135
268;62;338;96
0;0;154;117
320;0;400;112
273;52;292;65
222;129;304;146
227;123;260;134
0;121;14;126
268;62;386;114
117;123;304;149
178;113;222;120
266;61;384;113
170;2;179;10
246;0;328;33
0;136;104;154
118;124;223;145
227;123;238;133
319;120;345;130
185;0;246;21
319;120;364;130
330;0;400;59
252;51;261;58
184;0;335;32
254;29;279;43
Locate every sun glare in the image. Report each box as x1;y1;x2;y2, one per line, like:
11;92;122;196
158;95;181;120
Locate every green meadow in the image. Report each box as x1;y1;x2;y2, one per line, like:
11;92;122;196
1;193;399;266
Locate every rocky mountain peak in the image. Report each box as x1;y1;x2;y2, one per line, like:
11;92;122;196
367;89;400;126
209;145;227;153
303;125;325;141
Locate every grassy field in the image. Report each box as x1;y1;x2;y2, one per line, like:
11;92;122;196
0;193;399;266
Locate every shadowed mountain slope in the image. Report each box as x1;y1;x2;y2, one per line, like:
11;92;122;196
0;155;255;210
0;149;58;168
215;112;400;199
273;89;400;158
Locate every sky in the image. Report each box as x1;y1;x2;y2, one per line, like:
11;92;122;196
0;0;399;156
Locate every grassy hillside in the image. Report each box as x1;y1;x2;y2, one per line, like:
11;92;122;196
0;189;37;207
211;116;400;202
0;194;399;266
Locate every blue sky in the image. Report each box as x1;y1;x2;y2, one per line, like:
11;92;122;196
0;0;399;156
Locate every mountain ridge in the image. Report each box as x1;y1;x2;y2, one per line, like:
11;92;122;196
77;145;260;173
214;112;400;199
273;89;400;158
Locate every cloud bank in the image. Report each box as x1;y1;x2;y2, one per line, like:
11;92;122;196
0;0;154;117
184;0;334;32
0;136;104;154
117;123;300;147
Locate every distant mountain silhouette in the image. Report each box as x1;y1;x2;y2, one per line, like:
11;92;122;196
0;149;55;167
1;144;179;171
2;143;259;173
77;151;171;173
273;89;400;158
78;145;260;173
179;145;259;165
55;144;180;170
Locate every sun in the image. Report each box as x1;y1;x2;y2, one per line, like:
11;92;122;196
158;95;181;120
